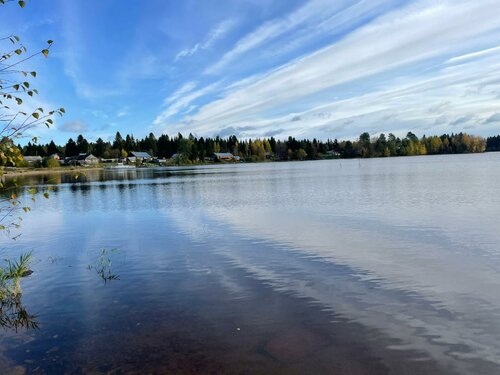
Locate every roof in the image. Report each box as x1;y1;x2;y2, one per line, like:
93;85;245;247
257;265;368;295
130;151;151;158
76;153;97;160
23;156;42;161
214;152;233;158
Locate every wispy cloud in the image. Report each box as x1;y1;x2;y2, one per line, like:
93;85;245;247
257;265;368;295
156;0;500;139
59;120;89;133
164;81;198;104
205;0;337;74
484;113;500;124
116;106;130;118
153;82;219;127
176;19;236;61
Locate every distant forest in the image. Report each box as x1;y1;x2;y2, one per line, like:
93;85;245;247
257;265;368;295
18;131;500;162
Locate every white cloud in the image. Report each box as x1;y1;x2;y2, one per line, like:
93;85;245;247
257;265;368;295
485;113;500;124
156;0;500;139
446;45;500;65
116;106;130;118
59;120;89;133
164;81;198;104
176;19;236;61
153;82;219;126
205;0;339;74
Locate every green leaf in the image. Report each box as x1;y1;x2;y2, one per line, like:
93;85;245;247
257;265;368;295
32;112;39;119
42;49;49;58
13;84;20;90
47;40;53;44
43;192;49;199
15;49;22;55
15;97;22;105
30;71;36;77
18;0;25;8
60;107;65;113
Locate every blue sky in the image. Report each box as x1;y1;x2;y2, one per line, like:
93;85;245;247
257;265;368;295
2;0;500;144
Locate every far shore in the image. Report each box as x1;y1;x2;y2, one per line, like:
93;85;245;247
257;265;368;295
1;166;104;179
2;150;498;180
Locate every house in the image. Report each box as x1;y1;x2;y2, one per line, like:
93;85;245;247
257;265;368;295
65;153;99;166
49;153;63;160
214;152;234;161
23;155;42;165
129;151;152;162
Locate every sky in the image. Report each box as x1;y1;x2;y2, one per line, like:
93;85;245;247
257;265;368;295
2;0;500;144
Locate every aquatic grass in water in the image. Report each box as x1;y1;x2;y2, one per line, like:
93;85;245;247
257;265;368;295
87;248;121;283
5;251;34;279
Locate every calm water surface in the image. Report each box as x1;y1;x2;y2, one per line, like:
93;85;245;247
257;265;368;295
1;153;500;374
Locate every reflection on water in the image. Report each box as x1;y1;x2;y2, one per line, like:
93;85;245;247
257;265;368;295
0;154;500;374
0;294;38;333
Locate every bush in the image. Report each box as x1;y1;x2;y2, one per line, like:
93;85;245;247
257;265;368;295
43;158;60;168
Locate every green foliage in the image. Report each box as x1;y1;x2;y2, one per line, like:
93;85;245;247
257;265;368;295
4;251;33;279
486;135;500;152
43;157;60;168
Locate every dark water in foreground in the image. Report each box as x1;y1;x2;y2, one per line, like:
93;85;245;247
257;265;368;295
1;154;500;374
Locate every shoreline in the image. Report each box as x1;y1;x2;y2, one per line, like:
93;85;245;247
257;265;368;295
1;151;496;179
1;166;104;179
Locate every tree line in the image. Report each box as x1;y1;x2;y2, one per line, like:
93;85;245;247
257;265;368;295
14;131;498;164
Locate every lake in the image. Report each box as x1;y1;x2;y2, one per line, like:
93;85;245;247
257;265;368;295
1;153;500;374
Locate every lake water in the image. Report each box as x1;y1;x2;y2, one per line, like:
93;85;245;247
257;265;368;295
1;153;500;374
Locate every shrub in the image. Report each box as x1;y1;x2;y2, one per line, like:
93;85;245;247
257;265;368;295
43;157;60;168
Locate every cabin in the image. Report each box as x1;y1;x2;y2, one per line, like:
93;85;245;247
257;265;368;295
214;152;234;161
129;151;152;163
65;153;99;166
49;153;63;160
23;156;43;165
